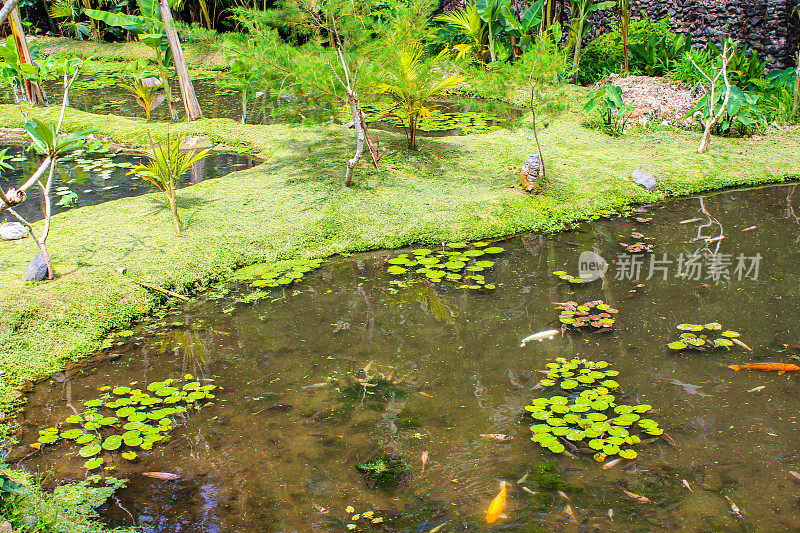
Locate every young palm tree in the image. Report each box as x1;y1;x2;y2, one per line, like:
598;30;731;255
434;4;489;63
128;134;209;236
375;47;464;149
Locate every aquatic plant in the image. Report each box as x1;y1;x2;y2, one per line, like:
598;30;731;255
552;270;594;284
620;231;655;253
556;300;617;331
343;506;386;529
128;133;209;236
233;258;324;289
33;374;217;470
667;323;745;352
385;241;503;291
525;357;661;462
356;455;408;489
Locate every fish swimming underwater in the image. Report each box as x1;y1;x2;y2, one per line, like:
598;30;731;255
728;363;800;375
485;481;508;524
520;330;560;347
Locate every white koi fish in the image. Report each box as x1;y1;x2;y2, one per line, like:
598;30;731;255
520;329;560;347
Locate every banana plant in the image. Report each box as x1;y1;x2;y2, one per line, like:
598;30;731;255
568;0;615;79
86;0;201;121
499;0;544;55
476;0;503;62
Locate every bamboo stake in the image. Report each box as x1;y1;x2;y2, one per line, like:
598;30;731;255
159;0;202;121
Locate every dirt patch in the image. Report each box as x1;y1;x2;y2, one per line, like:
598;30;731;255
604;74;700;127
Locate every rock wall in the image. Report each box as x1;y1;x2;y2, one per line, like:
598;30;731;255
435;0;799;69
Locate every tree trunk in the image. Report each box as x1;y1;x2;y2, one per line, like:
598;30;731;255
9;7;46;106
344;95;364;187
621;0;630;72
159;0;202;121
793;51;799;116
168;190;181;236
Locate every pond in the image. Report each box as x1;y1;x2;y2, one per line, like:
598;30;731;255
12;183;800;532
0;144;257;224
1;78;524;136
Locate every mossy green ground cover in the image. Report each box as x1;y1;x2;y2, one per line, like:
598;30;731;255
1;102;797;434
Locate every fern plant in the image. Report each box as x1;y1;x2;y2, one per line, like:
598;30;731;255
128;134;209;236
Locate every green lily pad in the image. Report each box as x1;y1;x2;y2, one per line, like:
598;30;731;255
83;457;104;470
102;435;123;451
387;266;406;275
121;451;138;461
79;443;102;457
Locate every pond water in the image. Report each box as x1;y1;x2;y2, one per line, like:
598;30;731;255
0;144;256;224
12;183;800;532
1;79;523;136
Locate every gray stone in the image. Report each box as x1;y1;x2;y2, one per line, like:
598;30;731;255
632;169;657;191
23;253;48;282
0;222;28;240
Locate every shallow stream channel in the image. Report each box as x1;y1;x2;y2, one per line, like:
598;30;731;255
12;184;800;532
0;144;256;224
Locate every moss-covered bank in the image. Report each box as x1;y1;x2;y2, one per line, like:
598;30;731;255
0;102;798;443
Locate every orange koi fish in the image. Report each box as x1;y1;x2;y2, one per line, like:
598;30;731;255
485;481;507;524
728;363;800;375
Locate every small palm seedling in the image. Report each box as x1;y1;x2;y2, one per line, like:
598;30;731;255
120;77;163;120
128;134;209;236
375;46;464;149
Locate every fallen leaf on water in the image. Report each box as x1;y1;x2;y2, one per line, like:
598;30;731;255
29;443;40;450
747;386;766;393
622;488;651;503
142;472;180;481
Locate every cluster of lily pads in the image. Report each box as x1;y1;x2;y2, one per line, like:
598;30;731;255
356;101;511;134
385;242;503;290
620;231;655;254
557;300;618;330
62;143;133;181
552;271;594;284
34;375;217;470
526;358;662;462
234;258;324;288
667;323;743;351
